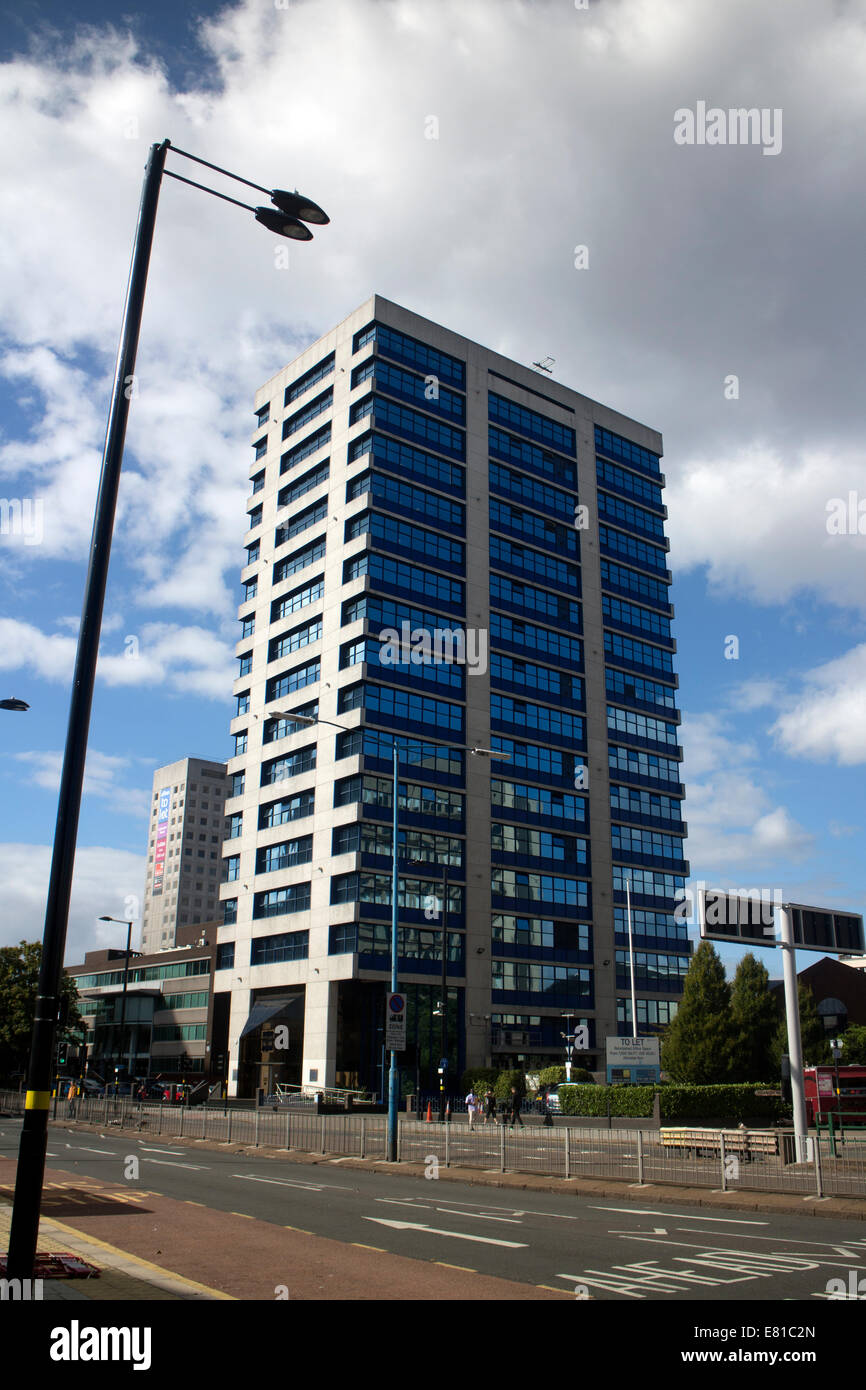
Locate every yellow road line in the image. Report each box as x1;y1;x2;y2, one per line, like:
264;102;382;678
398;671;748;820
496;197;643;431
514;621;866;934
351;1243;386;1252
433;1261;476;1272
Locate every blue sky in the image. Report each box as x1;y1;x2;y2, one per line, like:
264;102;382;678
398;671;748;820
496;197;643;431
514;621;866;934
1;0;865;973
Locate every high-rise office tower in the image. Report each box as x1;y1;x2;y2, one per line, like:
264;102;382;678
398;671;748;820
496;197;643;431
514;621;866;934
217;295;689;1098
141;756;228;953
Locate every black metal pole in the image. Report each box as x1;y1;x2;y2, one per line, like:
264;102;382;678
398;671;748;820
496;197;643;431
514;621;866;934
439;863;448;1123
7;140;169;1277
116;921;132;1094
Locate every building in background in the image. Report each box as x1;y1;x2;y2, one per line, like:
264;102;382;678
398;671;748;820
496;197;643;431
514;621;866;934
67;922;219;1086
218;295;690;1098
141;757;228;954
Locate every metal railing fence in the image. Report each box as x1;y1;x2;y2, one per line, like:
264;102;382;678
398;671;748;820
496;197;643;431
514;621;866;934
1;1091;864;1198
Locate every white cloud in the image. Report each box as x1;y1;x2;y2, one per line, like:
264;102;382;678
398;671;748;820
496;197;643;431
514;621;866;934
0;617;234;699
679;711;814;873
0;843;146;962
665;444;866;613
13;749;150;818
771;643;866;765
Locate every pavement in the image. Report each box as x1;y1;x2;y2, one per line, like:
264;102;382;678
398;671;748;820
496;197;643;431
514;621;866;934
2;1114;866;1301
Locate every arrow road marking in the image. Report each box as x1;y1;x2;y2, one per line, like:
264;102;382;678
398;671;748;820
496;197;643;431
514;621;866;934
363;1217;527;1248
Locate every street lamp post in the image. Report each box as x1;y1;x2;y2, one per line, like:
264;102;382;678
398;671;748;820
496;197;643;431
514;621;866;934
7;141;328;1279
99;917;134;1094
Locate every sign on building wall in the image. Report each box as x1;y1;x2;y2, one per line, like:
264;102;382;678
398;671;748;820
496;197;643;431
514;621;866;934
152;786;171;896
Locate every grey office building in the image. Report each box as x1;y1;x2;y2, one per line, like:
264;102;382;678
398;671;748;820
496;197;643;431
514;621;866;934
217;295;690;1099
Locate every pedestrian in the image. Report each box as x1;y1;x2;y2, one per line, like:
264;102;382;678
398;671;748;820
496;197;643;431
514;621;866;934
484;1087;497;1125
465;1089;477;1129
541;1089;553;1127
67;1079;77;1119
509;1085;524;1129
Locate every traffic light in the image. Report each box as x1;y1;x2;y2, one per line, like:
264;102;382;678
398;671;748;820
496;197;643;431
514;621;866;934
57;1044;68;1069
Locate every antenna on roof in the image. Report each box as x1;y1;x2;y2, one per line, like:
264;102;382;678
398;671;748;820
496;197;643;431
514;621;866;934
531;356;555;375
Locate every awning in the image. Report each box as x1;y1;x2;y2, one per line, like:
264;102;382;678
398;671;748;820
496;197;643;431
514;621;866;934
239;996;302;1039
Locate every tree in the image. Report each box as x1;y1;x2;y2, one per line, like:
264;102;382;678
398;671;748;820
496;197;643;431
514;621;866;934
660;940;734;1083
729;953;778;1082
838;1024;866;1065
0;941;82;1081
769;981;831;1071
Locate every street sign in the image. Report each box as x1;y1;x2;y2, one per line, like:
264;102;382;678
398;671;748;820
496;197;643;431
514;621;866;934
699;889;777;947
788;903;865;955
699;890;865;955
385;992;407;1050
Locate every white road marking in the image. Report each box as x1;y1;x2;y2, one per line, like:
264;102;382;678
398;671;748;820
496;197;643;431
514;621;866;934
434;1207;522;1224
66;1144;114;1155
363;1216;527;1248
231;1172;350;1192
141;1157;208;1170
137;1145;186;1155
590;1205;767;1224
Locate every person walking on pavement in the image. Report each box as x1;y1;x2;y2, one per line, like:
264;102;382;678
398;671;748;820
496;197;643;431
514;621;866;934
509;1085;524;1129
484;1087;497;1125
465;1089;478;1129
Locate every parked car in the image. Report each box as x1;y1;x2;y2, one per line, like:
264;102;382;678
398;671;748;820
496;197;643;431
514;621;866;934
544;1083;579;1113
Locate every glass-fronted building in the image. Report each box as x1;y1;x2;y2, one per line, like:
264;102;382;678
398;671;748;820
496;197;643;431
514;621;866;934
218;296;689;1097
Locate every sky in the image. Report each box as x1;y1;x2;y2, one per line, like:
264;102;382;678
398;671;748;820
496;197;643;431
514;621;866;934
1;0;864;975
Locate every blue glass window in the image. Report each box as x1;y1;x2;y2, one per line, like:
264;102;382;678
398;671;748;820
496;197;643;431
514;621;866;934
259;789;315;828
275;498;328;547
265;660;320;703
268;618;322;663
280;425;331;473
609;745;681;785
607;705;679;747
251;928;309;960
599;524;668;575
349;431;465;495
491;693;584;744
490;534;579;592
256;835;313;873
261;745;316;786
278;462;329;510
490;612;583;667
488;461;575;519
283;387;332;439
604;630;674;676
344;552;464;611
273;537;326;585
346;470;465;532
598;491;666;540
595;424;661;478
338;681;463;734
353;322;465;389
488;425;576;487
366;396;465;460
603;595;672;641
489;498;577;554
490;572;581;627
597;459;664;510
488;392;576;456
605;668;677;711
285;352;334;405
611;826;685;862
601;558;670;609
271;576;324;621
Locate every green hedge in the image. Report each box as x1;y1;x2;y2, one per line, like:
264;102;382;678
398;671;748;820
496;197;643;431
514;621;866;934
557;1084;788;1123
460;1068;498;1095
